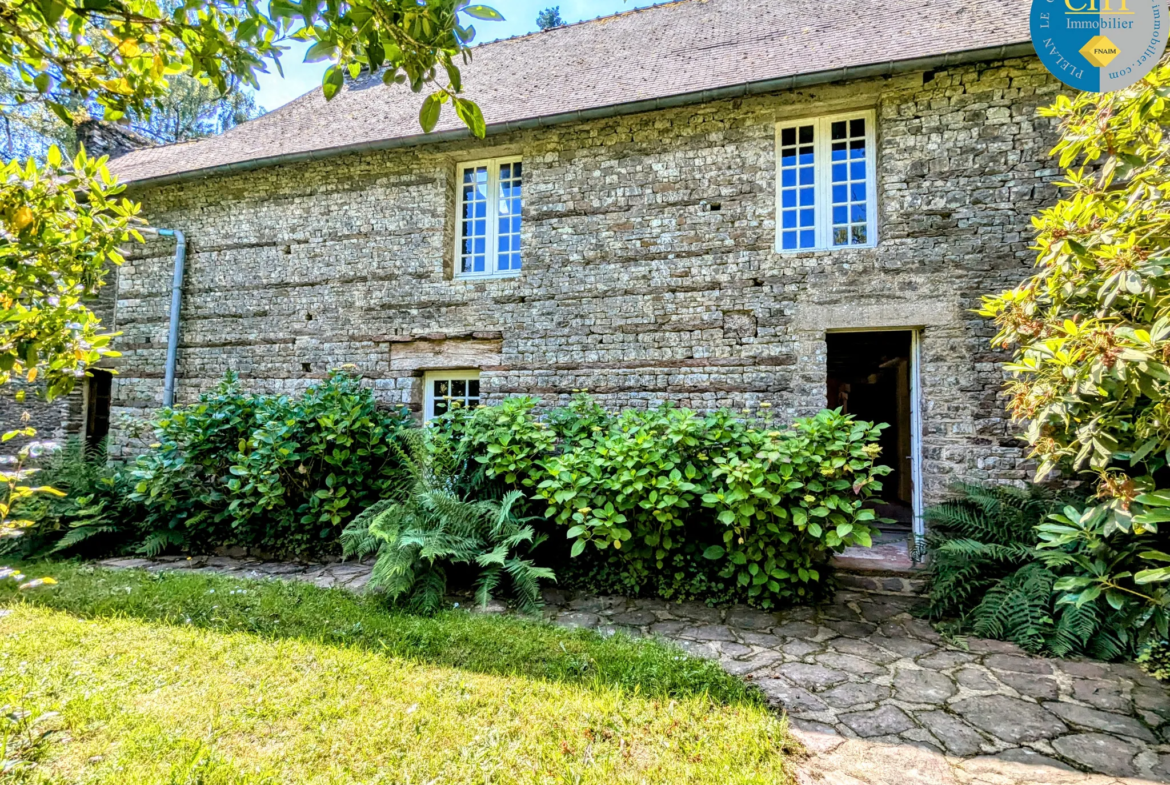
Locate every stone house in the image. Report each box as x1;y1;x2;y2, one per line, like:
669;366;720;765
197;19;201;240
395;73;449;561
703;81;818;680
38;0;1063;548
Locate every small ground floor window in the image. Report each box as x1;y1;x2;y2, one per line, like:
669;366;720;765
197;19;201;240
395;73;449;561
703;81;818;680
424;370;481;421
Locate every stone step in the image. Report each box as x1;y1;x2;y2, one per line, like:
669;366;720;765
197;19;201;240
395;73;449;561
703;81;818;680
833;565;928;595
831;530;928;595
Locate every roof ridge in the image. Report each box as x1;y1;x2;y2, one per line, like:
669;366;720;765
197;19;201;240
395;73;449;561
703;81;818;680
470;0;693;48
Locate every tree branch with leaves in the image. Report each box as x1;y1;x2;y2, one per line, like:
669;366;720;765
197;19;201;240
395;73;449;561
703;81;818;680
980;55;1170;650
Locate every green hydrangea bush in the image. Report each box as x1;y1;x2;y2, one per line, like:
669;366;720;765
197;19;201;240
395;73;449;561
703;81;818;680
127;369;413;557
446;397;889;607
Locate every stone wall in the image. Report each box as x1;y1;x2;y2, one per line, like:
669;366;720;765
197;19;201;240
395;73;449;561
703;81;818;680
110;56;1064;501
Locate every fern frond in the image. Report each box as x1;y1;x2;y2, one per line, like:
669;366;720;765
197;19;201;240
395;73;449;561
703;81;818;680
137;529;186;558
51;525;120;553
409;567;448;614
475;564;502;608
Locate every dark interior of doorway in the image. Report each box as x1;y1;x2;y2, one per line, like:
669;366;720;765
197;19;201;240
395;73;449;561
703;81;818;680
85;369;113;454
826;331;913;529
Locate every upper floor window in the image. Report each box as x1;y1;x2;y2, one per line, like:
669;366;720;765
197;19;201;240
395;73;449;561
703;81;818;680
457;157;522;278
775;111;876;252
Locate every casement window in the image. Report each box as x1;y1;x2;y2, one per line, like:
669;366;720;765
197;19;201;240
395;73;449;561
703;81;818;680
423;370;481;421
456;157;522;278
775;111;876;252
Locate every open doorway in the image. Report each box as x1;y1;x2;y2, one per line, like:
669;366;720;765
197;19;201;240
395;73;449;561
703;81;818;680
84;369;113;454
826;330;917;532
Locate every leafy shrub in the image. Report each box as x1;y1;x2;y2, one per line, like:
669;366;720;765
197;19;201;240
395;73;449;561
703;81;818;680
922;483;1142;659
129;370;412;557
445;395;555;489
127;373;261;555
459;397;889;608
225;371;413;554
341;428;554;613
5;439;138;558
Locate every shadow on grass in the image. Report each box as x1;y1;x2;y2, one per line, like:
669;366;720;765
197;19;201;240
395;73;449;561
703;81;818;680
1;561;763;708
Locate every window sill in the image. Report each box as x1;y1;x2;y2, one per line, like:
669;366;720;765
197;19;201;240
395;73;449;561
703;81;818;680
774;243;877;254
454;271;522;281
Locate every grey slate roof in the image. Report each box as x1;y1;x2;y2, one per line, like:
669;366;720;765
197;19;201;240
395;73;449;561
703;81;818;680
110;0;1033;186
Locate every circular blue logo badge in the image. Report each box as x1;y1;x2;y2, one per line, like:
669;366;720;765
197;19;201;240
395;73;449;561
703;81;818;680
1031;0;1168;91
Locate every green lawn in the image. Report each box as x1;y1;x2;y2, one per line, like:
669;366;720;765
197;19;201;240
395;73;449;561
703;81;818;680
0;563;792;784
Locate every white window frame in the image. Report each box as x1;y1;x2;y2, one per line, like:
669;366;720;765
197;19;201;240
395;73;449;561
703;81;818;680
423;369;482;422
774;110;877;253
454;156;523;279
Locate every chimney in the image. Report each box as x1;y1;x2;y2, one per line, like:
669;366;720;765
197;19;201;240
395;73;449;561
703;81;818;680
74;118;153;159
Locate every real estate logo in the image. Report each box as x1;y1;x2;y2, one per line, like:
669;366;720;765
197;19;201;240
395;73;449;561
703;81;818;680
1031;0;1167;91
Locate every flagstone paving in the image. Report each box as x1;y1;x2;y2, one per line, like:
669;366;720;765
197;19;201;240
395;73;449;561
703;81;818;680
99;555;1170;784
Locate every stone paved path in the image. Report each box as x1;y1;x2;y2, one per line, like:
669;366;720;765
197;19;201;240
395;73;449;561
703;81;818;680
99;555;1170;785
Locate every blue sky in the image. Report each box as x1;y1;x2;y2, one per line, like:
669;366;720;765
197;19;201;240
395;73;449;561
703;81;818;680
253;1;668;109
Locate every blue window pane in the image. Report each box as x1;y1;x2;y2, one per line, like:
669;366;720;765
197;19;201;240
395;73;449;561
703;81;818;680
475;219;485;236
512;216;521;233
781;149;796;166
475;202;486;218
851;182;867;202
462;239;473;254
799;167;814;185
832;144;846;161
782;230;797;249
781;168;796;187
499;235;511;252
852;225;868;244
851;203;866;222
833;206;847;224
833;227;848;246
799;149;814;165
799;187;814;206
833;184;847;203
832;163;847;182
474;255;485;272
782;190;796;208
782;210;797;229
850;142;866;159
474;238;485;254
800;208;814;227
800;229;815;248
851;161;866;179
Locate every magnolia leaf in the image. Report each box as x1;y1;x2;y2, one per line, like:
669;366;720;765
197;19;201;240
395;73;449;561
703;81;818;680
419;93;443;132
462;5;504;20
321;65;344;100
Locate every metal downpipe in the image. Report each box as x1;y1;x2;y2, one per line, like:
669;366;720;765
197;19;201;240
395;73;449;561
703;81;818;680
146;228;187;408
